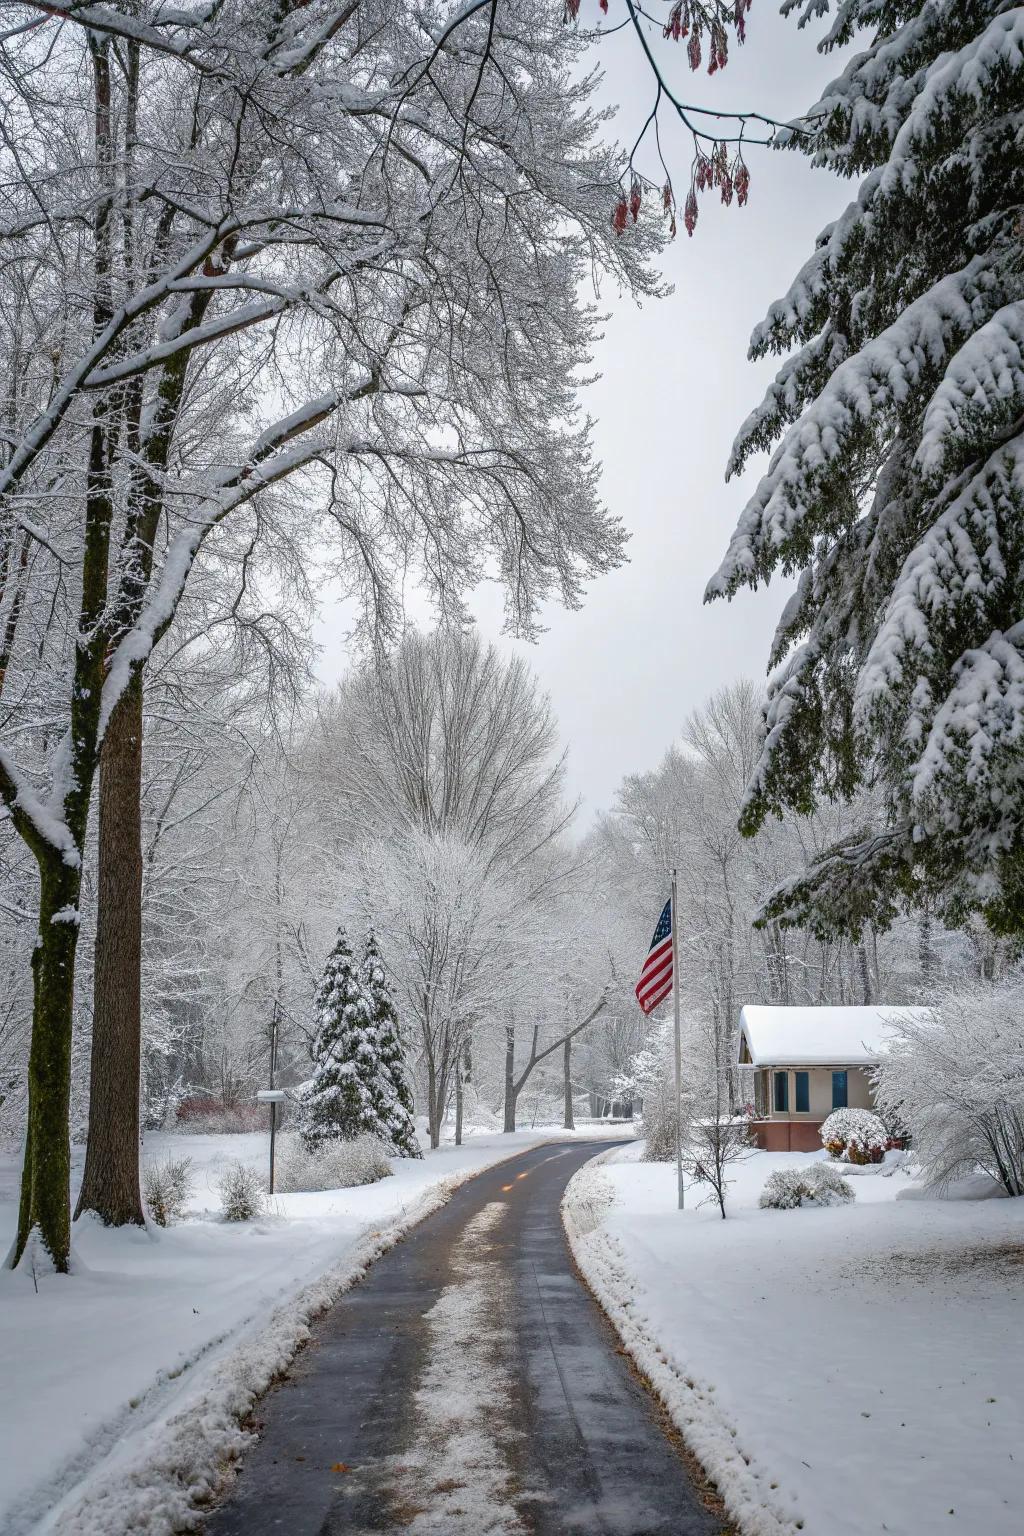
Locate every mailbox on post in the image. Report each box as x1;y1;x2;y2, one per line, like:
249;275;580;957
256;1089;288;1192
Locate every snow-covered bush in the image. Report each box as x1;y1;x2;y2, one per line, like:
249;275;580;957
217;1160;267;1221
142;1155;193;1227
873;979;1024;1197
820;1108;888;1165
274;1132;394;1193
619;1021;680;1164
640;1076;678;1163
453;1083;502;1135
759;1163;854;1210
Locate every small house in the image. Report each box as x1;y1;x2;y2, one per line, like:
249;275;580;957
737;1004;927;1151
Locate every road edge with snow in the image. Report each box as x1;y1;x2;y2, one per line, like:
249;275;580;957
28;1143;554;1536
561;1152;805;1536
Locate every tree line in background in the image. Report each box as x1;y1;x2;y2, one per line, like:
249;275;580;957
7;628;1015;1218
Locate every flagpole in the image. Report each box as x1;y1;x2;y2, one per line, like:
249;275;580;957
671;867;684;1211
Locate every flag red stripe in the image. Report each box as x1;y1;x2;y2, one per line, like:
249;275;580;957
637;976;672;1014
641;958;672;1007
639;935;672;973
635;946;675;995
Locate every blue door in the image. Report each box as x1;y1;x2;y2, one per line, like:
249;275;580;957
832;1071;848;1109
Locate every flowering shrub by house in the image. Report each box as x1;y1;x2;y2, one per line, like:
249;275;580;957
820;1108;888;1165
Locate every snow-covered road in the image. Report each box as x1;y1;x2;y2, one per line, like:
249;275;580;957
0;1127;625;1535
206;1139;722;1536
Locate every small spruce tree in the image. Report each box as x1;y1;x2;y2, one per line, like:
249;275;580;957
303;927;421;1156
303;927;383;1152
359;930;421;1158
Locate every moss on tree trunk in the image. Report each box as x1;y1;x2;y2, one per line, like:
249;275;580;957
12;862;81;1272
75;672;145;1228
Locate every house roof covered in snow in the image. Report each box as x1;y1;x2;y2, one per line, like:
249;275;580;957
737;1005;931;1067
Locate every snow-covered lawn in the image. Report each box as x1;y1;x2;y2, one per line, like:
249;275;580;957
0;1123;628;1536
564;1146;1024;1536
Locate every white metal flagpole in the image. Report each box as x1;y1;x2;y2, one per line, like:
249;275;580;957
671;867;684;1210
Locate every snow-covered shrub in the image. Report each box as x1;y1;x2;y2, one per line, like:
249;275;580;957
453;1083;502;1135
873;979;1024;1197
217;1160;267;1221
620;1021;677;1163
640;1081;678;1163
820;1108;888;1165
142;1155;193;1227
274;1132;394;1193
759;1163;854;1210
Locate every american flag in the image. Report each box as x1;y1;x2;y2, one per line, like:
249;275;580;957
635;898;673;1015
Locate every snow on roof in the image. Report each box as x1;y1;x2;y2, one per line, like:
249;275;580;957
737;1005;931;1067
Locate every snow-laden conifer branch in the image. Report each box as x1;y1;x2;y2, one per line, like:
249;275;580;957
710;0;1024;935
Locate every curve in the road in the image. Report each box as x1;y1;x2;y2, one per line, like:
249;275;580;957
204;1139;728;1536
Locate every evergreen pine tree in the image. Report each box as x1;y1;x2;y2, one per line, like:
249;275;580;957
708;0;1024;936
303;927;414;1154
359;930;421;1158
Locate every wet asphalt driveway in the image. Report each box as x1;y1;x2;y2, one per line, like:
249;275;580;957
205;1140;726;1536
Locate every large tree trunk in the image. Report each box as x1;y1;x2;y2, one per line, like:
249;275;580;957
10;860;82;1272
562;1036;574;1130
76;674;145;1227
8;34;121;1272
503;1023;517;1133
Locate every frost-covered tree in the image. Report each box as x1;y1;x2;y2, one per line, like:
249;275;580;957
312;629;575;868
356;831;521;1147
683;1008;754;1218
304;929;389;1153
873;975;1024;1196
306;630;593;1144
707;0;1024;939
0;0;659;1268
358;931;420;1159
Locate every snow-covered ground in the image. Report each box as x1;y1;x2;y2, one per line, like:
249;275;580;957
0;1122;628;1536
564;1145;1024;1536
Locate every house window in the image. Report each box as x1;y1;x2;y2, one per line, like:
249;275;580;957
795;1071;809;1113
773;1071;789;1113
832;1070;848;1109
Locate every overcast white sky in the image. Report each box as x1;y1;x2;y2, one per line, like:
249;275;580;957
316;4;855;823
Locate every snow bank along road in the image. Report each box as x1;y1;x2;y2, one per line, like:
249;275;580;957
566;1148;1024;1536
205;1140;726;1535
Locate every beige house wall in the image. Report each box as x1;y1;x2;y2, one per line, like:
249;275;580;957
761;1065;875;1120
